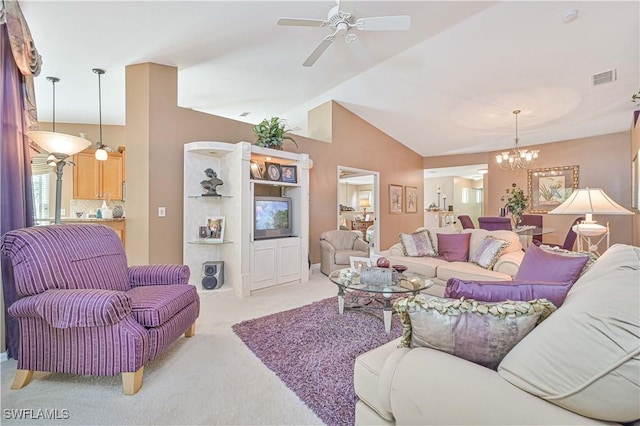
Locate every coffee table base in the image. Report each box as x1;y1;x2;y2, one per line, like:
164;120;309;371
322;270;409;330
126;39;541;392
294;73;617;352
337;288;394;333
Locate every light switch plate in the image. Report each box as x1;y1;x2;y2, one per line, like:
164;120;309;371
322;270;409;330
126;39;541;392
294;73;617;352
158;207;166;217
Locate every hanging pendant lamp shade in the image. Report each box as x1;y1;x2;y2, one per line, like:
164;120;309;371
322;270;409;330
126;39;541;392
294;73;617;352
27;77;91;158
93;68;110;161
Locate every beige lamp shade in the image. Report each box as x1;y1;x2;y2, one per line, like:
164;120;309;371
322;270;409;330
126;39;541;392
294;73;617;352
548;188;633;222
27;131;91;157
359;198;371;209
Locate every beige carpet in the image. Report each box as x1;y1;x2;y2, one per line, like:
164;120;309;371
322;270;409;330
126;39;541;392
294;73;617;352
0;269;338;425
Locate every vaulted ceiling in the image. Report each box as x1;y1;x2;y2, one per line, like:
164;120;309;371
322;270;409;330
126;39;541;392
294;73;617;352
20;1;639;157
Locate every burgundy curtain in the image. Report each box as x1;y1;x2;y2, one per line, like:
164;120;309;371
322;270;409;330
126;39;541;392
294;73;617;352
1;14;37;357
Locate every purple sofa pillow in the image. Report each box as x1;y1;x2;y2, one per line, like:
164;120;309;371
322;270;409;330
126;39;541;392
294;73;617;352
436;233;471;262
444;278;575;307
515;244;590;284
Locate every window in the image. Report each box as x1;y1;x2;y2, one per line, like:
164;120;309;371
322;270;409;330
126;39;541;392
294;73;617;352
32;173;50;221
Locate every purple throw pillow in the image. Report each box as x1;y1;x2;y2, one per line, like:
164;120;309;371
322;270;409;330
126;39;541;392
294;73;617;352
436;233;471;262
515;244;590;284
444;278;575;307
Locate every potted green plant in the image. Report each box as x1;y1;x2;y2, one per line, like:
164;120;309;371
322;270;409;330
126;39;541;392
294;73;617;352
252;117;298;150
501;183;529;227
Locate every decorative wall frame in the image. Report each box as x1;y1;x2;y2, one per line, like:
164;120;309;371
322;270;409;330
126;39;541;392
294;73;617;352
527;165;579;213
389;184;403;214
404;186;418;213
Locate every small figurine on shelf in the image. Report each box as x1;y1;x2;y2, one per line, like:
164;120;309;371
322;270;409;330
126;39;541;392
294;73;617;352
201;168;223;196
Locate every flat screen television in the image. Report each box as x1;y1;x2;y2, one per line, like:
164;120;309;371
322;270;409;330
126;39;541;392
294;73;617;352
254;196;294;240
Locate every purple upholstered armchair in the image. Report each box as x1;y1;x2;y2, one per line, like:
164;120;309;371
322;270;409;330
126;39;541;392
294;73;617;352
0;224;200;395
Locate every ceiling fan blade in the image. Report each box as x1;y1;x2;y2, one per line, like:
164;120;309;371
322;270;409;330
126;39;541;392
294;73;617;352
277;17;328;27
303;35;335;67
355;15;411;31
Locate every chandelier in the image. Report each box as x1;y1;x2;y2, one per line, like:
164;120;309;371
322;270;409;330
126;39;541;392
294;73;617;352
495;110;539;170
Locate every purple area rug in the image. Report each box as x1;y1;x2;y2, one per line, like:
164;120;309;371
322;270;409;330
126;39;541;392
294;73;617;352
232;297;402;426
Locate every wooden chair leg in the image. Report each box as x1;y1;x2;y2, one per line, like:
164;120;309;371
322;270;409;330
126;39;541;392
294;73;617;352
11;369;34;390
122;366;144;395
184;323;196;337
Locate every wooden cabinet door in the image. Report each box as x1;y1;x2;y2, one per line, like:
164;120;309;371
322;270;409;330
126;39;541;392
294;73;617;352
73;152;101;200
102;153;124;200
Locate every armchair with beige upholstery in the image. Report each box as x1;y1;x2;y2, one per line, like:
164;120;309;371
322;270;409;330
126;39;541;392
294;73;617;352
320;230;370;275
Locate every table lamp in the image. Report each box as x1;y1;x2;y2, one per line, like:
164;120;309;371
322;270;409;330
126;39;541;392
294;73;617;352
548;187;633;253
359;198;371;215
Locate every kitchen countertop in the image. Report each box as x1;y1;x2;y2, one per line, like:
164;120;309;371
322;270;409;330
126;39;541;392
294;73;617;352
36;218;126;223
62;218;126;222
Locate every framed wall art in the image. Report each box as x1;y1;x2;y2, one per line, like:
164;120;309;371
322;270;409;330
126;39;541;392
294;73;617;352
404;186;417;213
527;165;579;213
389;184;403;214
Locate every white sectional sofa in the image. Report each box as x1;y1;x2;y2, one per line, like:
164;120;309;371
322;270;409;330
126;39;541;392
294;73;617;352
382;227;525;296
353;244;640;425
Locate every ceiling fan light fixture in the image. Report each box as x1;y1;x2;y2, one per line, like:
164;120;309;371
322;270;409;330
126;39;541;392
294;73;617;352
495;109;540;171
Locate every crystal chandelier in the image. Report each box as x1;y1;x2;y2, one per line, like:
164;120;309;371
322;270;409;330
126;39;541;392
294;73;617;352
495;110;539;170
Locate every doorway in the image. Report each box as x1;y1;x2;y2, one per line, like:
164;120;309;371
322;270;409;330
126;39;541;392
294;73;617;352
423;164;486;228
337;166;380;253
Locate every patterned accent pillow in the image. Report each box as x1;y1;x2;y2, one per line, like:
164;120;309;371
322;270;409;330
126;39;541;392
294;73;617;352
470;236;510;269
398;229;436;257
394;294;556;370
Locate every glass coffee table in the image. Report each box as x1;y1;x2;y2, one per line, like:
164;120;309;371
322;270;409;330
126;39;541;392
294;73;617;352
328;268;433;333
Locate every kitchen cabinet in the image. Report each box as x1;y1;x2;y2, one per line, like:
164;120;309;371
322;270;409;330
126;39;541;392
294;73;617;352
73;150;124;200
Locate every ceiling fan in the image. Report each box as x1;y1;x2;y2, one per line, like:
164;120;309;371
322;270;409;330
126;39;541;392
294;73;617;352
277;1;411;67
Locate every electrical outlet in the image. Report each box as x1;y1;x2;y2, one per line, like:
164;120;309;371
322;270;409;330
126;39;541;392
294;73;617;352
61;208;66;216
158;207;166;217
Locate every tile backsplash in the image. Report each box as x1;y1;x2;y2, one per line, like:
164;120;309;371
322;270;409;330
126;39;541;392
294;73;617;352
70;199;126;218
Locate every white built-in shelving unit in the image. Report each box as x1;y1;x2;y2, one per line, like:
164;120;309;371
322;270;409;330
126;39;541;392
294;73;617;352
183;141;311;297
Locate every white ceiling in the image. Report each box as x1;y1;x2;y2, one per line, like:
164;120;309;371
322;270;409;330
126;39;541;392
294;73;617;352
20;1;640;157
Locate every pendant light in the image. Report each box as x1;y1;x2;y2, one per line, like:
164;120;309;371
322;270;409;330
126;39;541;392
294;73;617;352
27;77;92;224
93;68;109;161
495;110;540;170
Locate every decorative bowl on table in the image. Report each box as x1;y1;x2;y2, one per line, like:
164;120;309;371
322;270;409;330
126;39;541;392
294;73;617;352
392;264;408;273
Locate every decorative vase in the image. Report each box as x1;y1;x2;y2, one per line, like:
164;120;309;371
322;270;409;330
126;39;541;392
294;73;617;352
112;205;124;218
376;257;390;268
513;214;522;228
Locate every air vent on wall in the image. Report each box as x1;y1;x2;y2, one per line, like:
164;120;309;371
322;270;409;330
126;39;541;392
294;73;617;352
592;69;616;86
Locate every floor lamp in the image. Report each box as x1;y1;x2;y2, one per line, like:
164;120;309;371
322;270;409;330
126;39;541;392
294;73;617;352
27;133;91;224
27;77;91;224
548;188;633;255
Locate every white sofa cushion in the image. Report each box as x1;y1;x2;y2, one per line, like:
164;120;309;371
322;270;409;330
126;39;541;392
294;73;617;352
498;244;640;422
436;261;513;283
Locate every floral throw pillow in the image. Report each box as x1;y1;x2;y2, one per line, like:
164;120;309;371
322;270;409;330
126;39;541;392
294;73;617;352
470;236;510;269
398;229;436;257
394;294;556;370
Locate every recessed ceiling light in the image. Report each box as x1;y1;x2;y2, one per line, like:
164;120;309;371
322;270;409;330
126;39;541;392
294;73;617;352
477;168;488;175
561;9;579;24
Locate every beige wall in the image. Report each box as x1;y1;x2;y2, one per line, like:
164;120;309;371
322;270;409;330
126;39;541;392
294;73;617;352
300;102;424;258
125;64;425;265
427;131;636;247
